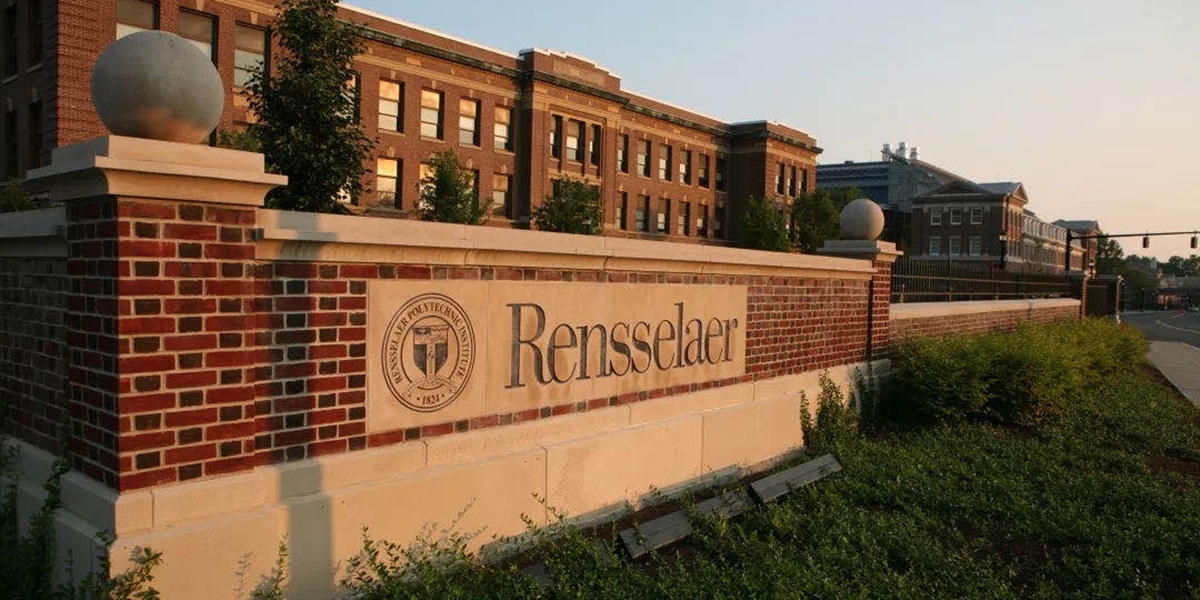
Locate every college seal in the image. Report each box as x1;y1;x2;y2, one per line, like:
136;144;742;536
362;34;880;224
382;293;475;412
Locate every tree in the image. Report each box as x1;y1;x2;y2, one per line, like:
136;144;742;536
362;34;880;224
533;177;602;235
737;196;790;252
246;0;375;213
418;150;489;224
0;178;34;213
789;188;862;253
1095;236;1125;275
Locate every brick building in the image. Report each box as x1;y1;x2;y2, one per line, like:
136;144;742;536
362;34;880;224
0;0;821;243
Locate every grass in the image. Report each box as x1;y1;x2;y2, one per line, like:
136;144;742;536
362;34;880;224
342;322;1200;600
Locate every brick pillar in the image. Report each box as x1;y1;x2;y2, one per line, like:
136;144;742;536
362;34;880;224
1069;272;1089;319
817;240;902;360
28;136;285;491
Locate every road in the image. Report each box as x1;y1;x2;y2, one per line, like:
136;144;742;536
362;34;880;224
1122;311;1200;348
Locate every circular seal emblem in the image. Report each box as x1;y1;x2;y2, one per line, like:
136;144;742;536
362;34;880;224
382;293;475;412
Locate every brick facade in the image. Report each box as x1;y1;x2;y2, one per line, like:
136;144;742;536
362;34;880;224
2;0;821;246
890;302;1081;347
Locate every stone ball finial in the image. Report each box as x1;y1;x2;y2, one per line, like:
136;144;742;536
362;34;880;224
91;31;225;144
840;198;885;241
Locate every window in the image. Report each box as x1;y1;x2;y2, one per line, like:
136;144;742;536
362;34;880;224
341;73;361;123
659;145;672;180
636;195;650;232
566;120;584;161
657;199;670;234
969;236;982;256
697;204;709;237
948;236;961;256
494;106;512;151
28;0;42;67
617;134;628;173
679;201;690;236
492;174;511;217
714;202;725;238
27;100;41;170
715;155;727;192
616;192;627;230
698;154;710;188
2;4;15;77
929;236;941;256
788;165;798;197
949;209;962;226
637;139;650;176
179;10;216;62
234;24;267;88
970;207;983;225
679;150;691;184
378;80;402;132
800;168;809;194
590;124;601;166
930;209;941;225
420;89;443;139
377;158;399;208
3;108;16;178
549;115;562;158
116;0;157;39
458;98;479;145
776;163;785;195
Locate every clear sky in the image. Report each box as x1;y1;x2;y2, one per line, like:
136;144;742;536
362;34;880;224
351;0;1200;261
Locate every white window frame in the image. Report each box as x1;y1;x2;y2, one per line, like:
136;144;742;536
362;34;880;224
929;236;941;256
930;208;942;226
969;236;982;256
970;207;983;225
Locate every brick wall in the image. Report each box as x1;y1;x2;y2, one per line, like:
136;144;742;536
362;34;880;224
0;256;69;454
890;301;1080;348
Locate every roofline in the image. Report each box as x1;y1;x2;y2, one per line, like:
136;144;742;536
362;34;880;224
342;3;518;59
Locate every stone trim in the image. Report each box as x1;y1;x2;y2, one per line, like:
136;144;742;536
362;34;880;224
891;298;1080;320
255;209;874;279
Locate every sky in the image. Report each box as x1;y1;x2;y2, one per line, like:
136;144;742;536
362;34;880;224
352;0;1200;261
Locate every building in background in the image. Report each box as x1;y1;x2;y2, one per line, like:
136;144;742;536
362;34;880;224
0;0;822;244
815;143;969;248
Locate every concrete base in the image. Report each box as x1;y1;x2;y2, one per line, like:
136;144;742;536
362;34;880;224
6;359;886;599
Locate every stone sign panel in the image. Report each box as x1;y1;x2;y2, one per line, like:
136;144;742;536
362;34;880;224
367;281;748;431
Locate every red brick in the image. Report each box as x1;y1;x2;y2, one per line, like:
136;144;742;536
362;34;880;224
367;429;406;447
207;421;255;440
206;280;255;295
205;207;256;225
163;223;218;241
122;431;175;452
165;443;217;465
122;393;177;413
205;350;261;368
165;408;218;428
421;422;454;438
274;263;318;278
309;344;347;360
204;244;255;260
204;455;256;476
163;298;218;315
339;265;378;278
309;408;346;425
205;315;254;332
207;385;256;404
166;370;218;389
307;376;347;393
118;201;176;220
308;439;347;457
119;467;177;491
120;317;175;335
275;296;316;311
164;334;218;352
119;240;176;257
120;354;175;374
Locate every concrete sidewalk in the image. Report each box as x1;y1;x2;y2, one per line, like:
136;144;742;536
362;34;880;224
1147;341;1200;407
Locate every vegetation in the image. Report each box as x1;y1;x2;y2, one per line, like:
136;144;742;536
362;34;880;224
417;150;490;224
736;195;790;252
322;319;1200;599
1163;254;1200;277
1;445;162;599
244;0;375;213
533;177;602;235
215;127;262;153
789;187;860;253
0;178;35;212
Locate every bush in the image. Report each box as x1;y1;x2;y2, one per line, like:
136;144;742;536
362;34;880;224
887;319;1147;427
418;150;490;224
532;177;602;235
736;196;790;252
0;178;35;213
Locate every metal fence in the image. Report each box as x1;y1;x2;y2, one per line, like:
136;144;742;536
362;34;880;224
891;258;1073;303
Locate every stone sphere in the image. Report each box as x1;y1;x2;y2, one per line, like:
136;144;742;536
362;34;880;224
840;198;885;241
91;31;224;144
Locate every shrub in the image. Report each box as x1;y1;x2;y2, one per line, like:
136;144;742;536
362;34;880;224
800;371;859;454
888;319;1147;427
418;150;490;224
0;178;35;213
532;177;602;235
736;196;790;252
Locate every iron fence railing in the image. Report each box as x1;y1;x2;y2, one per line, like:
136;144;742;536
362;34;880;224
891;258;1073;303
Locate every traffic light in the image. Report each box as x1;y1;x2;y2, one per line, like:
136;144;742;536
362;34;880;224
1192;233;1198;249
1143;235;1150;248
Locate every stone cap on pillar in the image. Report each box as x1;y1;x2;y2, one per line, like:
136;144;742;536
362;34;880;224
817;239;903;264
25;135;287;206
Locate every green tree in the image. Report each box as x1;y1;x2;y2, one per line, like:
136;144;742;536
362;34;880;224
246;0;374;213
1095;236;1125;275
0;178;34;213
533;177;602;235
216;127;262;153
1162;255;1200;277
419;150;489;224
737;196;790;252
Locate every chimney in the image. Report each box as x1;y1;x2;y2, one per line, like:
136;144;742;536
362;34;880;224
896;142;907;158
909;146;919;161
881;143;891;160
